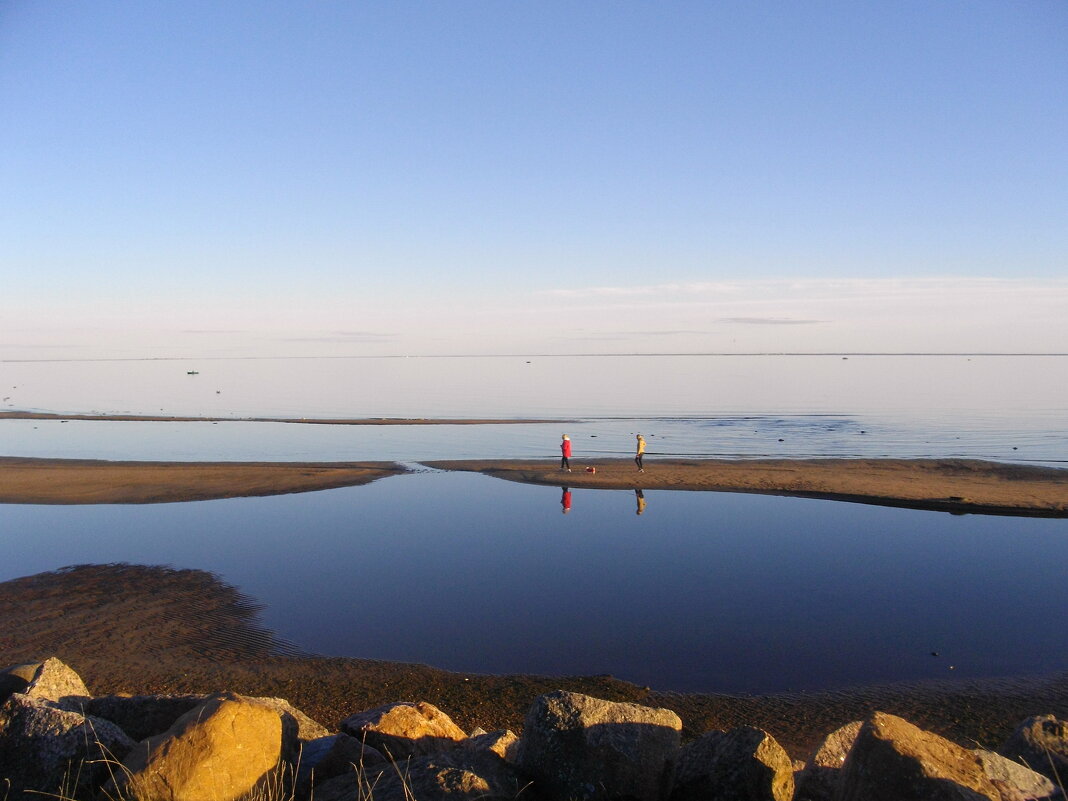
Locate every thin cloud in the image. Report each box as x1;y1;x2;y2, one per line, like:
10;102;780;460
280;331;397;343
717;317;825;325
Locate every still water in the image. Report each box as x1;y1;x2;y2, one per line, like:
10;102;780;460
2;472;1066;694
1;355;1066;692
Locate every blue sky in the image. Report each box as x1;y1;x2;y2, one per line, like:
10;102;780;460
1;1;1066;357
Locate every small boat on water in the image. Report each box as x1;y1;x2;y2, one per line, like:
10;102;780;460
186;371;199;375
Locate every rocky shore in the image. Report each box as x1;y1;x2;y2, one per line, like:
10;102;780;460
2;657;1065;800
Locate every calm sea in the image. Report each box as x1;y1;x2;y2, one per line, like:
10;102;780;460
2;354;1066;463
1;355;1066;693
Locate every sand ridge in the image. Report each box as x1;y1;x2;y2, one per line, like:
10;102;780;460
426;458;1068;516
0;457;407;504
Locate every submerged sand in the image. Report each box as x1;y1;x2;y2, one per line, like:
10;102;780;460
427;458;1068;517
2;564;1065;759
0;457;406;504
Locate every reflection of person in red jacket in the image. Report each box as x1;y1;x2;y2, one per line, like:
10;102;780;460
560;434;572;472
561;487;571;514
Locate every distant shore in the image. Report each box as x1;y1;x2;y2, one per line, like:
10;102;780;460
1;455;1065;514
427;457;1068;517
0;410;563;425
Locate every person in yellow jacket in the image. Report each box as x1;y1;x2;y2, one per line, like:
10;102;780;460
635;434;646;472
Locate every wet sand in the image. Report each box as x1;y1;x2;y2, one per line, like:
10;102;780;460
0;457;406;504
2;564;1064;759
3;456;1065;513
427;458;1068;517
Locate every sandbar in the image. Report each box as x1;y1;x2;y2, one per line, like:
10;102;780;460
0;457;406;504
426;458;1068;516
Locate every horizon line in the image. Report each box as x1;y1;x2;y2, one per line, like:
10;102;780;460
3;352;1068;363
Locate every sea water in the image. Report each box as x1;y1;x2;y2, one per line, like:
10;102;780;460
1;354;1066;693
1;354;1066;463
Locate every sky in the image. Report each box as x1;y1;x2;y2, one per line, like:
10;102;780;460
1;1;1066;358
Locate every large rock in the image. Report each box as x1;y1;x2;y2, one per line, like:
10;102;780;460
670;726;794;801
463;728;520;763
997;715;1068;785
107;693;288;801
341;701;467;758
516;690;682;801
315;749;524;801
86;693;328;760
0;692;135;800
0;658;90;710
971;749;1058;801
85;694;206;742
794;721;863;801
835;711;999;801
295;733;388;800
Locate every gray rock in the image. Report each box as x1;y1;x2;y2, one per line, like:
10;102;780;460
0;692;135;800
670;726;794;801
998;715;1068;785
463;729;520;763
972;749;1058;800
296;732;388;799
0;658;89;711
835;711;999;801
315;749;525;801
84;694;206;742
341;701;467;759
516;690;682;801
794;721;863;801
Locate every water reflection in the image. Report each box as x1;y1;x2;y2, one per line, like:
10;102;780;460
560;487;571;514
1;472;1066;695
635;489;646;515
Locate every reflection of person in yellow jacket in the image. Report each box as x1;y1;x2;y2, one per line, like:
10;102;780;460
634;488;646;515
635;434;646;472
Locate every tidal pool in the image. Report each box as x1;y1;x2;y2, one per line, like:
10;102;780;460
2;470;1065;694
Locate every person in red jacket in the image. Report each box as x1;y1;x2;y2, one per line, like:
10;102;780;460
561;486;572;513
560;434;572;471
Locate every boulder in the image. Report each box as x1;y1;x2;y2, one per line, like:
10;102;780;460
85;694;206;742
0;658;90;710
997;715;1068;785
86;693;327;763
463;729;520;763
107;693;288;801
315;749;525;801
516;690;682;801
835;711;999;801
670;726;794;801
295;732;388;799
971;749;1058;800
341;701;467;758
0;692;135;799
794;721;863;801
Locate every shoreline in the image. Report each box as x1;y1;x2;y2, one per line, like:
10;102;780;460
0;410;564;425
427;457;1068;517
1;456;1065;514
0;457;406;504
2;564;1064;759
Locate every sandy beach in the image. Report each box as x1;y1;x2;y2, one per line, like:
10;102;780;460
427;458;1068;516
0;457;406;504
2;564;1065;759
